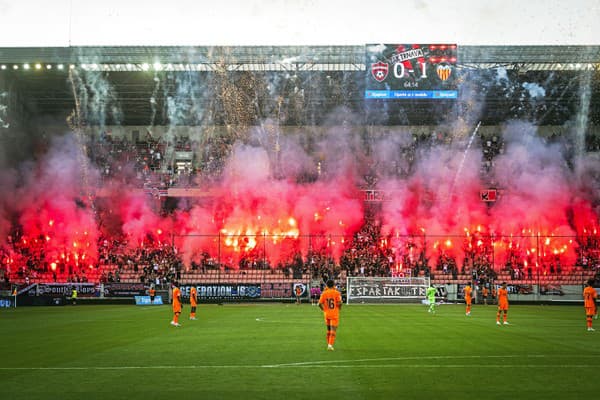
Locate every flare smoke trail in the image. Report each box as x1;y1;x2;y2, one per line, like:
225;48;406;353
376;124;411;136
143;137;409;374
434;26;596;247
0;91;9;129
10;135;100;269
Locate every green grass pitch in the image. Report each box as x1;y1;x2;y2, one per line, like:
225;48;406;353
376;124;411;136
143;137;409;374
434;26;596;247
0;303;598;400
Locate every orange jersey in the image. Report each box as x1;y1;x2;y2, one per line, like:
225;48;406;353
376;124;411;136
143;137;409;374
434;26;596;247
172;287;182;313
463;286;472;302
497;287;509;309
482;287;489;297
319;288;342;319
149;289;156;296
190;287;197;306
583;286;597;308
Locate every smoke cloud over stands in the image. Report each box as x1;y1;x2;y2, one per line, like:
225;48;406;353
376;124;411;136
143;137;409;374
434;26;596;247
0;62;598;276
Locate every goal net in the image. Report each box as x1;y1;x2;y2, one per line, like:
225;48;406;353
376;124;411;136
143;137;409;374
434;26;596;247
346;276;430;304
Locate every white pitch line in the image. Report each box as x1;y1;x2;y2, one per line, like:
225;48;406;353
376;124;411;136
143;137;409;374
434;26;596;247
267;364;596;368
263;354;554;367
0;364;597;371
1;355;599;371
0;366;250;371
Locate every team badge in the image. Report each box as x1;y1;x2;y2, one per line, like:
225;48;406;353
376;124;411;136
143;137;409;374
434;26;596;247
436;64;452;81
293;283;306;296
371;61;389;82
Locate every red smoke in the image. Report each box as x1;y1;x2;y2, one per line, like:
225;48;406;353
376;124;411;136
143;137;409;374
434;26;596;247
173;143;364;267
0;121;598;278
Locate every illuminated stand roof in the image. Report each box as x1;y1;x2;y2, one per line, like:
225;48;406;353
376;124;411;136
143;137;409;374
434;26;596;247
1;45;599;71
1;45;599;126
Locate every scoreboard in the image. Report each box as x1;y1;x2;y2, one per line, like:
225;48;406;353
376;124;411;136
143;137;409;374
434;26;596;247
365;43;458;100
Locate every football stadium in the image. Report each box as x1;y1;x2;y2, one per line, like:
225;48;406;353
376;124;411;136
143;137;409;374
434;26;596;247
0;1;599;398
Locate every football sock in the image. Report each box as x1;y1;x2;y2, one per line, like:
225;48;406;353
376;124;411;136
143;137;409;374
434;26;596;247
174;314;179;324
329;331;337;346
503;313;507;323
587;317;592;328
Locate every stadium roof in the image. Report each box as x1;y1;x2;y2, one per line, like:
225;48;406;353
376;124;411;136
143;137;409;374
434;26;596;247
1;45;599;126
1;45;599;71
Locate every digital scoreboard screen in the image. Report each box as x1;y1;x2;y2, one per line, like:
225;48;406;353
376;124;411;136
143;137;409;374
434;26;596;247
365;43;458;100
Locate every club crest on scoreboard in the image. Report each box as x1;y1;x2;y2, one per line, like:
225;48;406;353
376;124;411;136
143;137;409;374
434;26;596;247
436;64;452;81
371;61;389;82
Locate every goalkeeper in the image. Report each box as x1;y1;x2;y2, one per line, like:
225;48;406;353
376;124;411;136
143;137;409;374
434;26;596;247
426;285;437;313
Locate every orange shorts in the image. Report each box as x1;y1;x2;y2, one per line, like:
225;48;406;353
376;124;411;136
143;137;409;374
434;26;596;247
585;306;596;316
173;304;181;313
465;297;472;305
498;303;508;311
324;316;339;327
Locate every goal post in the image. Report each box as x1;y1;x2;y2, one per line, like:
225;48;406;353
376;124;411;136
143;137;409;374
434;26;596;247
346;276;430;304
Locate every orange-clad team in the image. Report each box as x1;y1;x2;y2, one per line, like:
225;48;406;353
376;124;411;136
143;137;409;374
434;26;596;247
165;279;598;341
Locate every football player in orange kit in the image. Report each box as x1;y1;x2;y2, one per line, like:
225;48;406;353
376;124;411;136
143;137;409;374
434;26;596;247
482;286;489;305
464;283;473;316
149;286;156;304
170;282;182;327
583;279;597;332
318;280;342;351
189;286;198;320
496;282;509;325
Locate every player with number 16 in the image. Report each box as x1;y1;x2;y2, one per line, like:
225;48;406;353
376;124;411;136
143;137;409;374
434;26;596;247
318;280;343;351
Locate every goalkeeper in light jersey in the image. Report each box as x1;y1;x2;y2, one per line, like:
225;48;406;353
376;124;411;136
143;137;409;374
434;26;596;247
426;285;437;313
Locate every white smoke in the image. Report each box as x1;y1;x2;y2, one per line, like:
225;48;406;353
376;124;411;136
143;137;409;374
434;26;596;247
522;82;546;99
0;91;9;128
